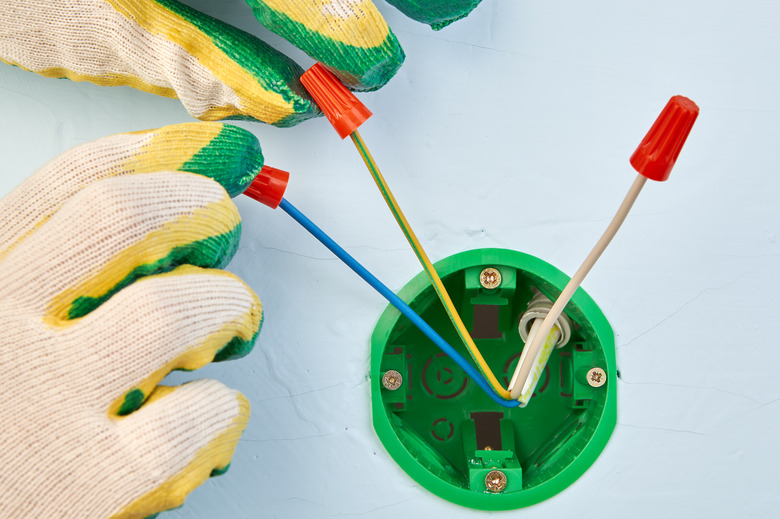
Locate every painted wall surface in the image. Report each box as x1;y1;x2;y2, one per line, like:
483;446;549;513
1;1;776;517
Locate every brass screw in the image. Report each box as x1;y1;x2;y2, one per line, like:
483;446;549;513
485;470;507;493
587;367;606;388
382;370;403;391
479;267;502;289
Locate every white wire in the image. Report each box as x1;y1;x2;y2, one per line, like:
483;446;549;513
508;174;649;400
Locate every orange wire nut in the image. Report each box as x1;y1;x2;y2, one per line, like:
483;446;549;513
630;95;700;182
243;165;289;209
301;63;373;139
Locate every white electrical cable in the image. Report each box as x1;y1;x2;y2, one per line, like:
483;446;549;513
508;174;648;401
509;318;562;405
517;291;572;348
509;292;572;405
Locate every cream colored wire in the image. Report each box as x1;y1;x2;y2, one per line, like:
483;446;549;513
508;174;648;400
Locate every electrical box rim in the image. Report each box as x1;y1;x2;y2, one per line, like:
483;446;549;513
370;248;617;510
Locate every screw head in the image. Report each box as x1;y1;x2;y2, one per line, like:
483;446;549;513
382;370;403;391
479;267;502;289
587;367;607;388
484;470;507;493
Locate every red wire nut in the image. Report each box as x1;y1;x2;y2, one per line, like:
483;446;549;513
301;63;373;139
630;95;700;181
244;165;289;209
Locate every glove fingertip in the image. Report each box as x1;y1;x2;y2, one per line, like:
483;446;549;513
178;124;264;197
247;0;406;91
385;0;484;30
333;32;406;92
112;383;250;519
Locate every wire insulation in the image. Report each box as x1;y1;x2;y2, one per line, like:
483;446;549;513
508;174;648;400
349;130;512;400
278;198;519;408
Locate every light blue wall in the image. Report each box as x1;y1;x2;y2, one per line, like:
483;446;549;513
1;1;776;517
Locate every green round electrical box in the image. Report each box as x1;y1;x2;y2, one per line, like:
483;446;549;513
370;248;616;510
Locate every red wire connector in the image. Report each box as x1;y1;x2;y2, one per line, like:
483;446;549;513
630;95;700;182
243;165;289;209
301;63;373;139
509;95;700;402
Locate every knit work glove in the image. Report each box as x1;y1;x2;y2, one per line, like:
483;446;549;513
0;122;264;518
0;0;483;124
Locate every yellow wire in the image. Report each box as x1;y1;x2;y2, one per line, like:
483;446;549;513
350;130;512;399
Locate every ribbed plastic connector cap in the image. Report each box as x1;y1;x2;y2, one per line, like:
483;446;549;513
243;165;289;209
630;95;700;181
301;63;373;139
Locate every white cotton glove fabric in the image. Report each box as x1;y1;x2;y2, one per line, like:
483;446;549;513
1;0;235;118
0;143;260;517
0;0;316;125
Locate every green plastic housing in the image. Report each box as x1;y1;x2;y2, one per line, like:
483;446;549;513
370;249;616;510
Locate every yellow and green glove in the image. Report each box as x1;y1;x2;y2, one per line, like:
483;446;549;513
0;122;266;518
0;0;483;125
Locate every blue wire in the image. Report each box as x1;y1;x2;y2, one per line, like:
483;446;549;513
278;198;519;408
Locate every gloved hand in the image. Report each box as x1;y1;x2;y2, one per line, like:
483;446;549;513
0;0;483;126
0;122;266;518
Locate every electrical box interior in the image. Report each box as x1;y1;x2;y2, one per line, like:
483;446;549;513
371;248;616;510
